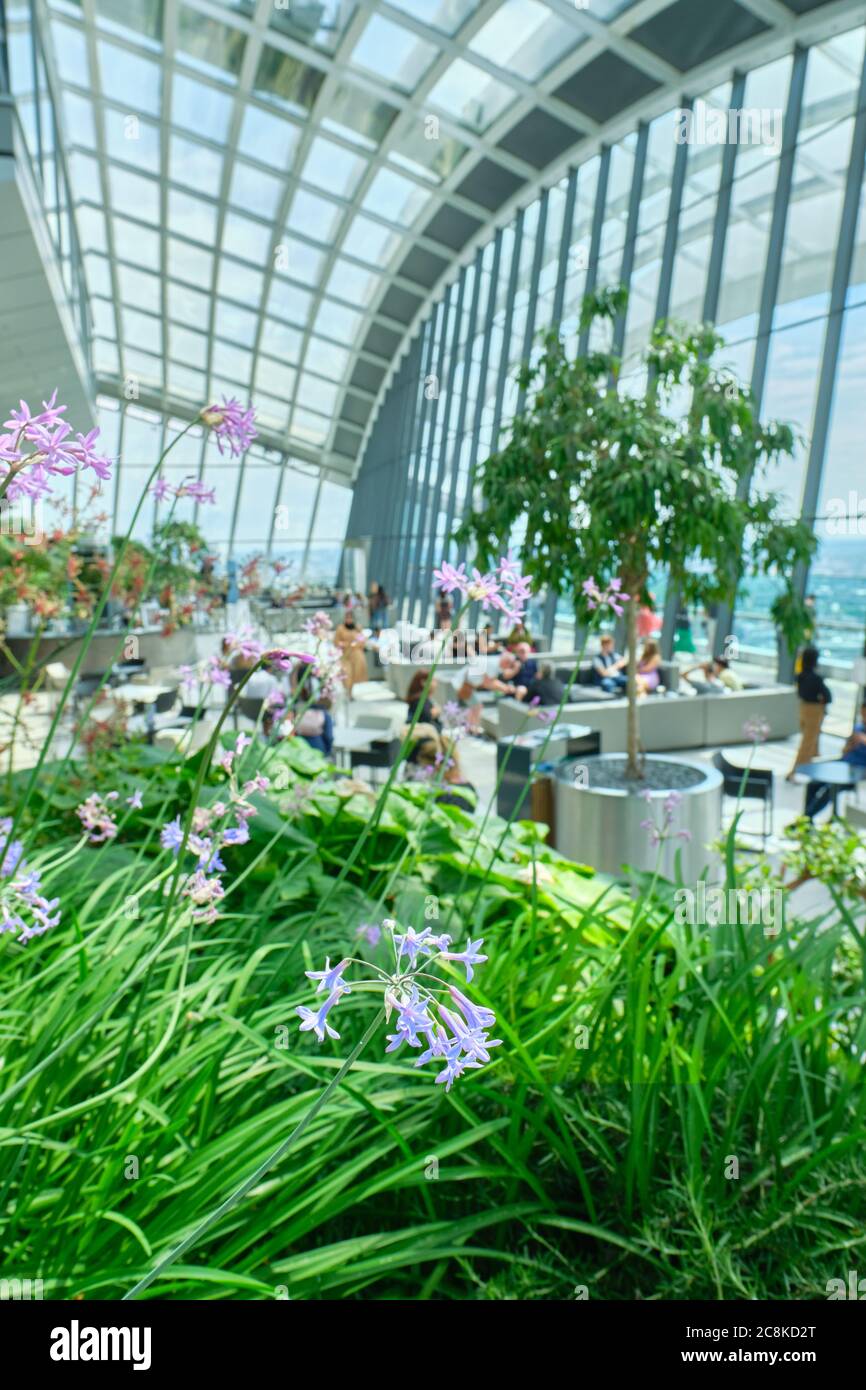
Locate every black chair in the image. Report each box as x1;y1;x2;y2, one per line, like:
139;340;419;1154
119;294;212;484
236;696;265;727
712;750;774;844
73;672;110;715
143;687;179;743
110;658;148;685
349;735;401;785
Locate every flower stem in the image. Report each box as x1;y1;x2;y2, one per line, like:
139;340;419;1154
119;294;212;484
122;1008;384;1300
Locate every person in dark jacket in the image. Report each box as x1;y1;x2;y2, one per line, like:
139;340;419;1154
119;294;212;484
788;646;832;780
521;663;565;706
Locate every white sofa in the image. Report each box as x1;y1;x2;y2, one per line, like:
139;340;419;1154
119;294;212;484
491;685;798;750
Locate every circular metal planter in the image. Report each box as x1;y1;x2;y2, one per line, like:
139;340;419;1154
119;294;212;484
553;753;723;881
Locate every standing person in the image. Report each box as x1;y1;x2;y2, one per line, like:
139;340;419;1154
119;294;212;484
368;582;389;634
333;614;367;695
804;700;866;819
636;593;662;642
434;588;453;629
788;645;832;780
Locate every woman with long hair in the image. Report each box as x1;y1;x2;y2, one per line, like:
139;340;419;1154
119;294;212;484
788;645;831;779
636;639;662;696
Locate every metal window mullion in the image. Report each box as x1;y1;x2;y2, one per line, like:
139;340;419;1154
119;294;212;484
408;292;453;620
457;229;504;569
300;473;323;581
552;167;579;327
489;211;525;447
384;346;419;595
663;74;746;663
515;189;549;417
577;144;611;358
374;373;407;590
750;47;809;413
714;51;808;667
784;41;866;682
468;215;523;630
702;73;748;323
396;315;438;614
417;272;467;622
394;340;429;610
440;249;484;558
654;100;691;324
613;123;649;356
650;101;690;660
403;305;444;616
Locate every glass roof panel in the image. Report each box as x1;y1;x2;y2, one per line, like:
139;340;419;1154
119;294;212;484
362;166;432;225
237;104;302;167
427;58;514;132
386;0;481;36
253;44;326;115
171;71;234;139
176;7;246;81
302;136;367;199
469;0;583;82
348;13;439;92
98;42;161;115
229;159;284;218
49;0;783;487
321;81;399;150
268;0;358;56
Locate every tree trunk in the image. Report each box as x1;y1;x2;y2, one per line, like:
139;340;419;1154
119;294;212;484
624;573;640;779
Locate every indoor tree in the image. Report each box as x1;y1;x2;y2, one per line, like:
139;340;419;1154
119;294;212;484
457;286;816;779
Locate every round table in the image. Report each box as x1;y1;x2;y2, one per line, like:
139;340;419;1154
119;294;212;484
801;760;866;817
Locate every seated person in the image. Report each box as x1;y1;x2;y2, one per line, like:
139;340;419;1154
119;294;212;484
804;702;866;820
513;640;539;688
682;656;743;694
481;623;502;654
487;650;523;695
407;735;477;814
292;662;334;756
522;662;565;706
505;623;532;652
636;640;662;696
714;657;743;691
592;634;627;692
405;670;441;730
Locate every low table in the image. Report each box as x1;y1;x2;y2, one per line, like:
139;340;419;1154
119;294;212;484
801;760;866;817
112;682;174;707
332;726;374;769
496;722;601;820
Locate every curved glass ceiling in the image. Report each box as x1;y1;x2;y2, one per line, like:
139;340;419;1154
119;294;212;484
40;0;846;478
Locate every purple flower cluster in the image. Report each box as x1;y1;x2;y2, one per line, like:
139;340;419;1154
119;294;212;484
441;701;471;739
1;391;112;503
76;791;120;844
582;575;630;616
640;789;692;847
0;818;61;945
302;611;333;641
151;476;216;504
200;397;257;457
744;716;770;744
297;920;497;1092
160;736;267;922
434;556;531;628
